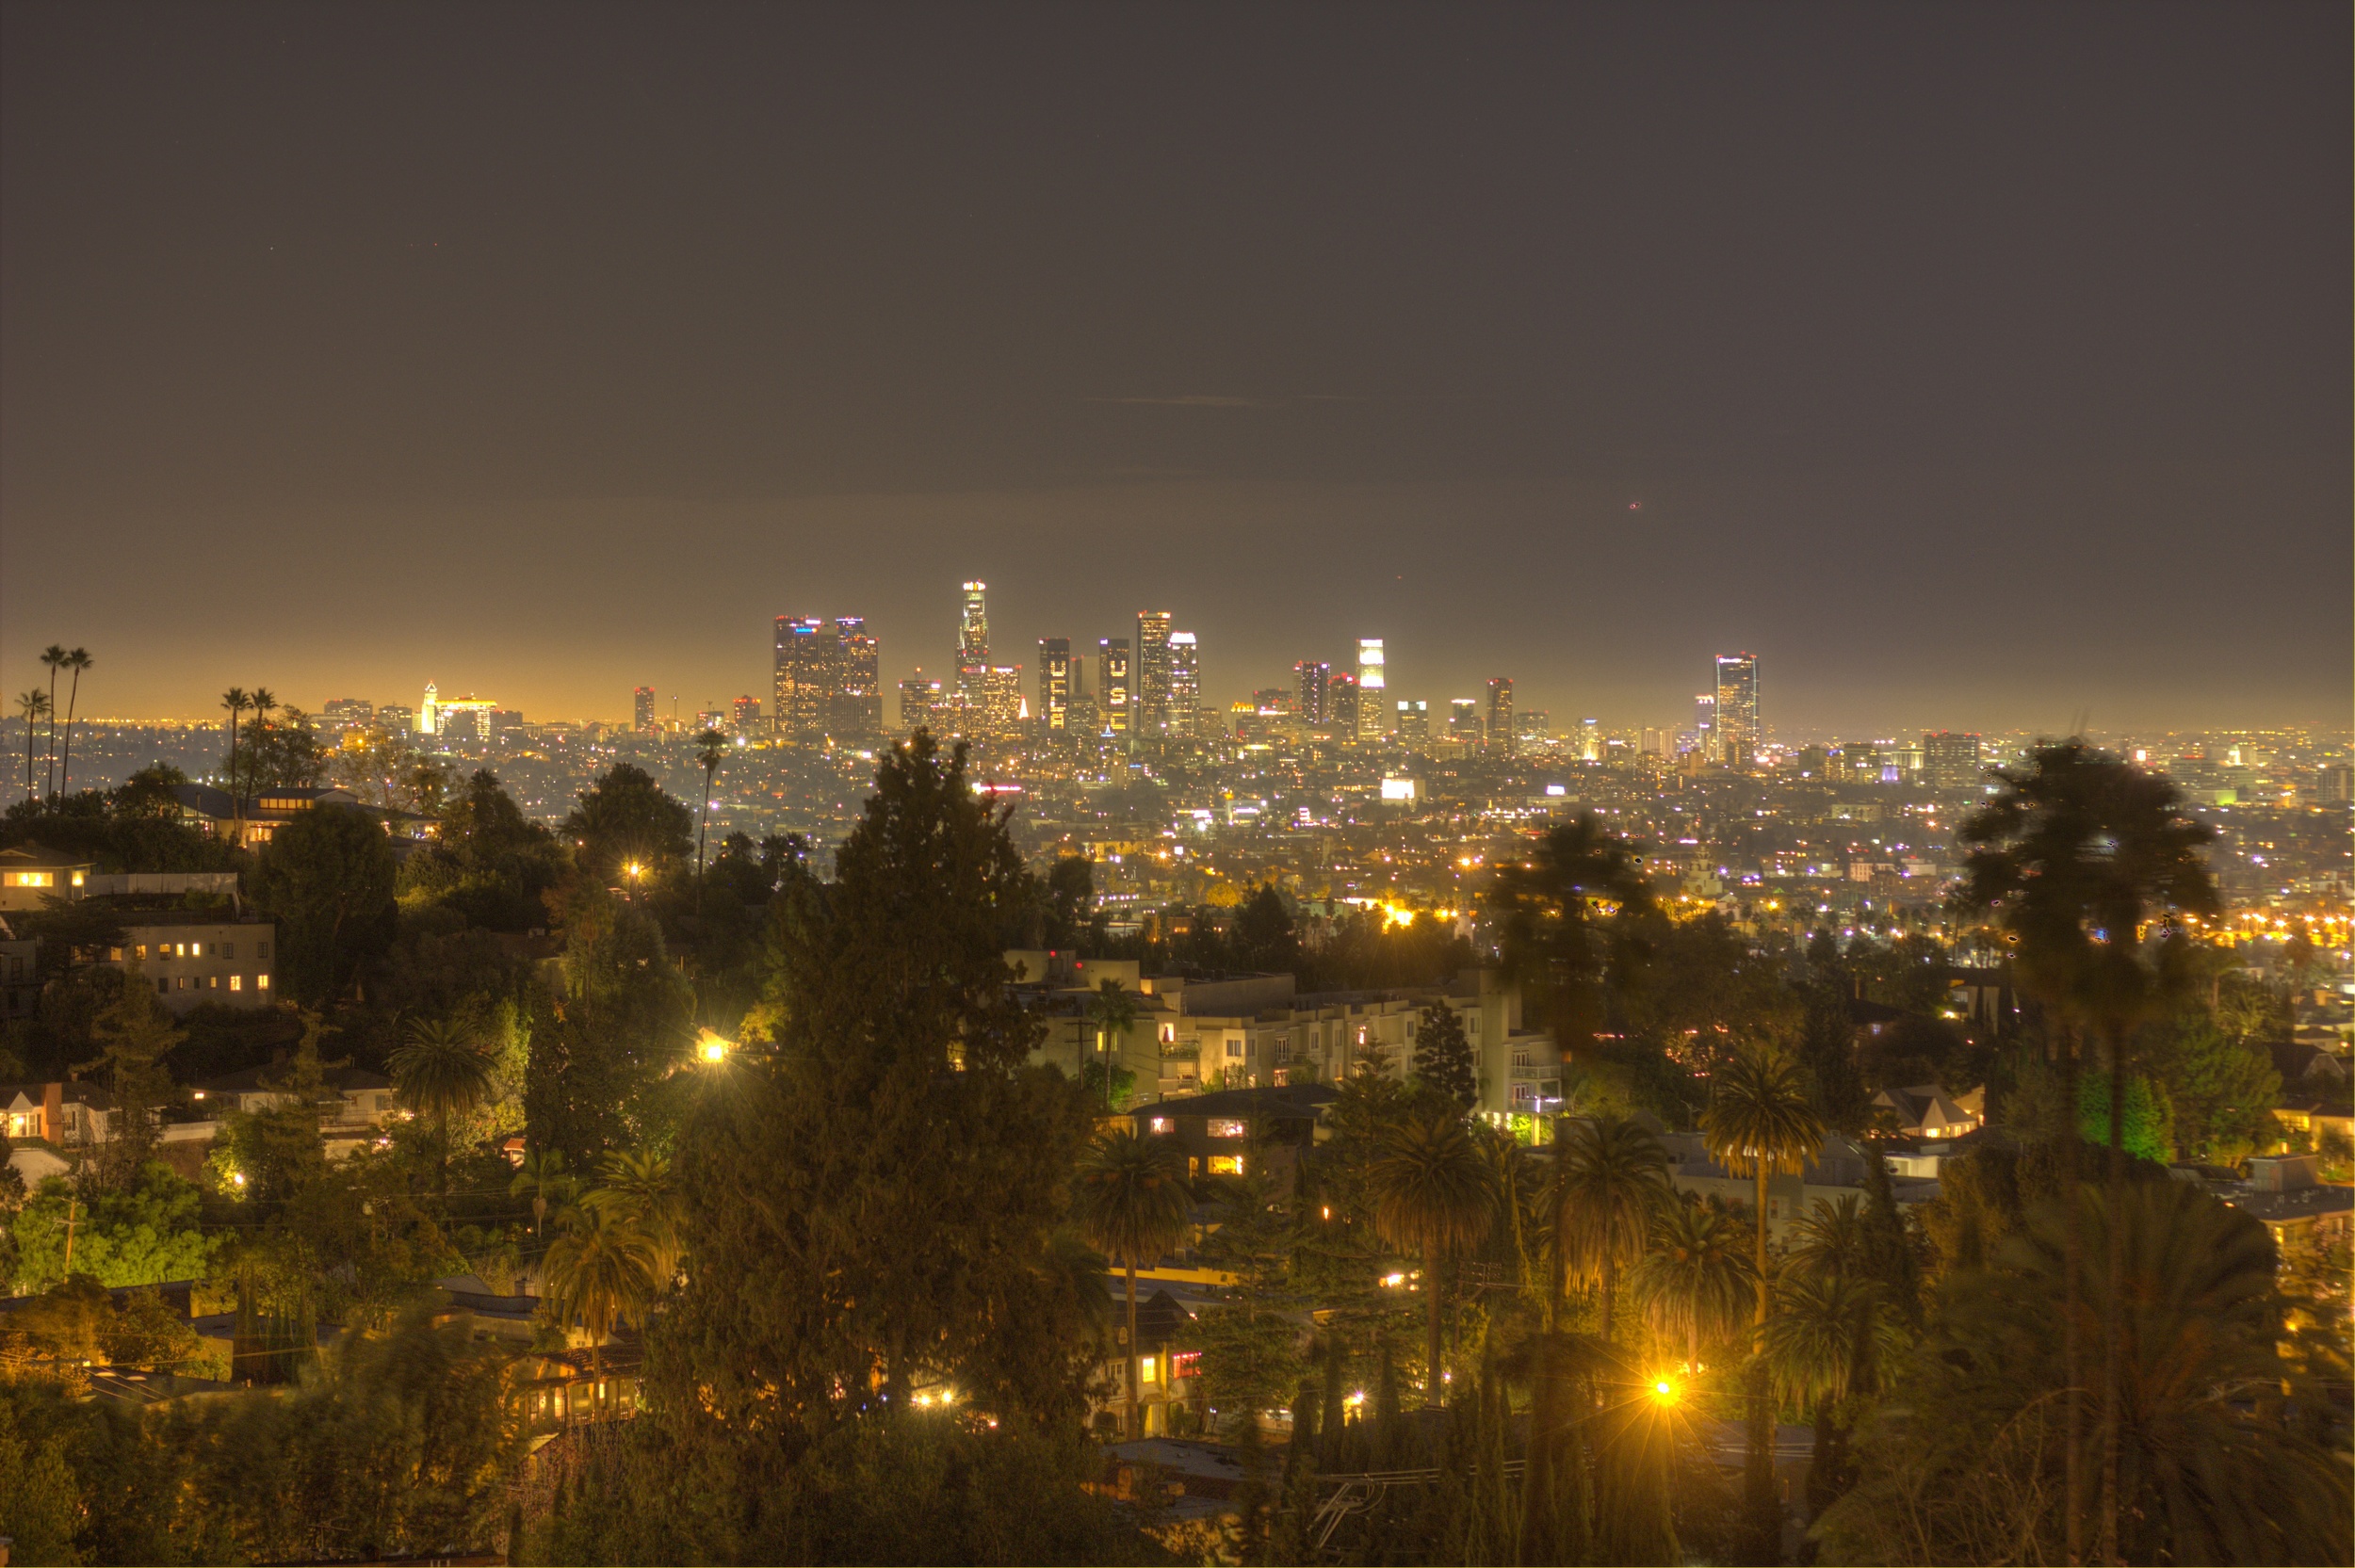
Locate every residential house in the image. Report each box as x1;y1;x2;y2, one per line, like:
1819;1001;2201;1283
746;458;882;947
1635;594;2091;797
1089;1284;1202;1439
0;843;94;911
1870;1083;1986;1140
99;911;278;1012
1135;1081;1339;1184
1657;1127;1941;1239
191;1060;398;1157
2174;1155;2353;1252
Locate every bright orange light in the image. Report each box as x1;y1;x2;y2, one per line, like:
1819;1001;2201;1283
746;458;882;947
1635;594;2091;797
1651;1378;1678;1403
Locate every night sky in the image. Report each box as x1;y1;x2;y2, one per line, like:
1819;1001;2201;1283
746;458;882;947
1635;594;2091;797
4;3;2347;736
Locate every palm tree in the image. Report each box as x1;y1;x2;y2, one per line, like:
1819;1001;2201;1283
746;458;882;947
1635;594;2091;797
1762;1271;1896;1521
53;648;90;799
16;689;50;802
1629;1198;1759;1373
1087;978;1143;1104
39;645;67;799
386;1017;495;1192
1367;1113;1496;1405
1075;1128;1194;1438
219;687;250;835
245;687;277;797
1551;1112;1671;1339
1785;1192;1872;1285
692;727;726;913
1702;1045;1826;1337
588;1148;685;1277
1957;739;2219;1563
1702;1042;1824;1556
1487;814;1654;1062
509;1146;575;1237
543;1197;662;1375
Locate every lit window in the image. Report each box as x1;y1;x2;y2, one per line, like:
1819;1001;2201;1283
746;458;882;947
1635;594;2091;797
135;945;147;961
1208;1155;1244;1175
1139;1356;1158;1383
1148;1117;1172;1134
1208;1119;1247;1139
256;974;270;990
229;975;243;992
207;975;220;990
176;977;188;990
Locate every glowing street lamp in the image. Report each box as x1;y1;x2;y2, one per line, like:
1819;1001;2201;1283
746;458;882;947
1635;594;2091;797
697;1030;731;1064
1650;1377;1679;1405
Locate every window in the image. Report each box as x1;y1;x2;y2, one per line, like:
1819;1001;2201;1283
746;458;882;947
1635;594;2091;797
1467;1014;1480;1038
1138;1356;1158;1383
206;975;220;990
175;976;189;990
1208;1119;1248;1139
1405;1017;1418;1040
156;978;169;995
230;975;243;992
1208;1155;1244;1176
135;944;147;961
258;943;270;960
3;871;53;888
257;974;270;990
1225;1040;1243;1059
1147;1117;1172;1135
220;942;235;960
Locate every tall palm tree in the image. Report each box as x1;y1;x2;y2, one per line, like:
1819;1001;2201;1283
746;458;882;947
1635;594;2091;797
246;687;277;797
219;687;250;836
1367;1112;1496;1406
54;649;90;799
1087;978;1143;1104
1762;1271;1897;1520
1702;1042;1824;1556
1487;814;1654;1062
1785;1193;1872;1285
692;727;727;913
509;1146;575;1237
1075;1128;1194;1438
17;689;50;802
1551;1112;1671;1339
1957;738;2218;1563
386;1017;495;1193
1629;1198;1759;1372
39;645;67;799
543;1196;662;1375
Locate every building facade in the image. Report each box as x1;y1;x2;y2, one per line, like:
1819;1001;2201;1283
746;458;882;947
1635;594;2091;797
103;913;278;1013
1355;639;1387;742
1713;654;1760;768
1168;632;1200;737
1135;613;1173;736
834;617;881;745
772;616;835;745
1486;678;1515;755
1038;638;1074;735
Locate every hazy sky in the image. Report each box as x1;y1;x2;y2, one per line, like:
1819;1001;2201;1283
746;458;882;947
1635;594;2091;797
4;2;2347;736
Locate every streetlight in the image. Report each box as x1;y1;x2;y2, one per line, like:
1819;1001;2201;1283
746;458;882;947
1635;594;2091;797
623;861;645;903
1650;1377;1679;1405
697;1030;730;1065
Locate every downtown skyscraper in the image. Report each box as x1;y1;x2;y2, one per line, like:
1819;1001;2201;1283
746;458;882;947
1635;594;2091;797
1356;639;1387;742
1713;653;1760;767
773;614;882;747
1135;612;1173;735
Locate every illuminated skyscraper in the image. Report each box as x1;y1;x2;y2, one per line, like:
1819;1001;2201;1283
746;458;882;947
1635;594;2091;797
982;666;1024;739
1692;693;1715;755
1579;718;1601;762
1136;612;1173;735
1168;632;1200;736
957;582;990;717
899;673;943;736
1922;731;1983;792
773;616;836;745
1037;639;1073;733
1449;698;1482;744
1394;698;1429;745
1355;639;1387;742
1713;654;1760;768
1294;660;1330;726
835;617;881;744
632;685;655;735
1486;678;1514;755
1328;672;1359;737
729;695;762;737
1096;637;1131;736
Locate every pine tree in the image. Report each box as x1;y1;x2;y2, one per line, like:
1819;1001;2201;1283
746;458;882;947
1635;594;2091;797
1410;1000;1477;1111
650;734;1097;1495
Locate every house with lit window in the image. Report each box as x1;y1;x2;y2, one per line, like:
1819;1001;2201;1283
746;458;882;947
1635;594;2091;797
169;783;380;849
191;1060;398;1154
0;844;94;911
1136;1081;1339;1184
99;911;278;1012
1;1080;112;1148
1088;1284;1201;1440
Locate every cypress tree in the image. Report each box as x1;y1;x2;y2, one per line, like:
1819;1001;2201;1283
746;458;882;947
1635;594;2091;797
1411;1001;1478;1112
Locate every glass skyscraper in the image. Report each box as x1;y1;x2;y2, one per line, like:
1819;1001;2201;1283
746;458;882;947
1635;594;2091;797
1356;639;1386;742
1713;654;1760;767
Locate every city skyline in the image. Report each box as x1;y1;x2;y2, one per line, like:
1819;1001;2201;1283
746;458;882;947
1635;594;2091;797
2;7;2345;734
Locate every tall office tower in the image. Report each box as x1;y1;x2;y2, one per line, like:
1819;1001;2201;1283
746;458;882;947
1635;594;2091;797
1639;727;1667;757
1096;638;1132;735
982;666;1024;739
729;696;762;737
1713;654;1760;768
1395;698;1430;745
1449;698;1483;744
956;581;991;716
1692;694;1716;755
1355;639;1387;741
1922;732;1984;792
1327;672;1359;737
1294;660;1330;726
1168;632;1200;736
632;685;655;735
1486;678;1515;755
1037;639;1073;734
1520;710;1551;744
899;673;944;736
1135;612;1174;734
1579;718;1602;762
831;618;881;744
773;616;837;745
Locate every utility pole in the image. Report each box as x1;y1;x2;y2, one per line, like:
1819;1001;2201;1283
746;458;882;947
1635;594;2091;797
61;1194;79;1275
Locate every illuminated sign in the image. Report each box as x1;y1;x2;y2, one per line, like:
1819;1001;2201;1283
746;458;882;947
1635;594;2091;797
1380;777;1418;801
